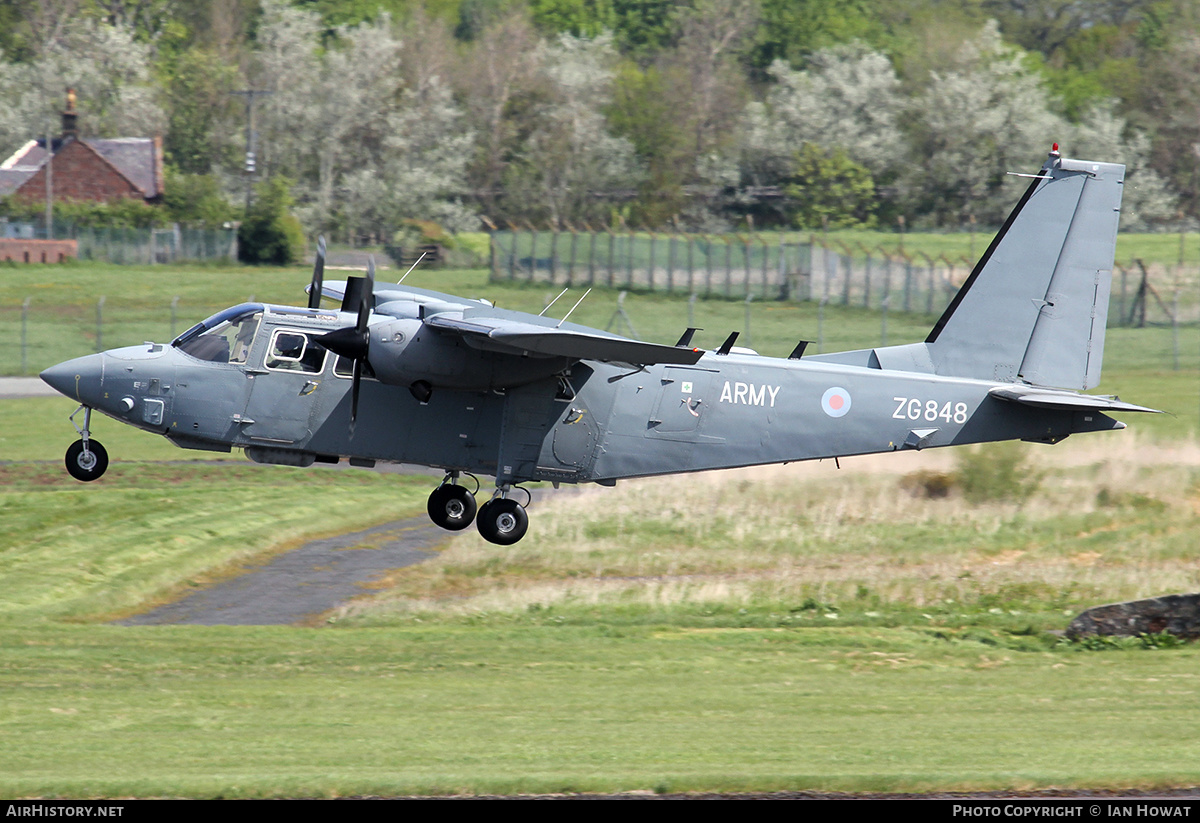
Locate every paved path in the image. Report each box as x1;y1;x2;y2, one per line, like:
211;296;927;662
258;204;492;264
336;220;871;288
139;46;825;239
0;377;56;398
119;516;450;626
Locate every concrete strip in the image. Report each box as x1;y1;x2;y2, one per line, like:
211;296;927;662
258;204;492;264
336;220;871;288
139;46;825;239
0;377;57;398
119;516;452;626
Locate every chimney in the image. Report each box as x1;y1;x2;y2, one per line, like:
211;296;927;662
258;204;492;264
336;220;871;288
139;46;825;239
61;88;77;138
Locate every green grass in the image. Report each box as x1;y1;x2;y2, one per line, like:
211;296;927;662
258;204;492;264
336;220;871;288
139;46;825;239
2;256;1200;796
803;229;1200;269
2;622;1199;797
0;462;430;622
2;260;1197;378
3;407;1199;796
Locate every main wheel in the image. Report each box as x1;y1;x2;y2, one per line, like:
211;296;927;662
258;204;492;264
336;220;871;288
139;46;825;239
427;483;478;530
65;439;108;482
476;498;529;545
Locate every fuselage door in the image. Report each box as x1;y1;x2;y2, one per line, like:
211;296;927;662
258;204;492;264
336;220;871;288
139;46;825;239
647;367;716;440
241;326;328;445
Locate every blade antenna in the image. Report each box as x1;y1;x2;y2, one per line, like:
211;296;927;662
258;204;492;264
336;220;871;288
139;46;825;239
307;235;326;310
556;288;592;328
397;251;427;285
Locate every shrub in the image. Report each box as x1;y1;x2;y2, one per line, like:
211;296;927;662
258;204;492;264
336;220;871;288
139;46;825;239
237;177;305;265
955;443;1041;504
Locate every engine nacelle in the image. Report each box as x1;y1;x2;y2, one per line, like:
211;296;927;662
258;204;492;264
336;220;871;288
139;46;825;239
366;318;570;391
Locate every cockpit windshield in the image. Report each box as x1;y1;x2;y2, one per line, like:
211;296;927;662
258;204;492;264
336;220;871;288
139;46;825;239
173;303;264;364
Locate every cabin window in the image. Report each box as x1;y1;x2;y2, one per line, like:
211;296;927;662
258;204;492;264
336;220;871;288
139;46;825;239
266;329;326;373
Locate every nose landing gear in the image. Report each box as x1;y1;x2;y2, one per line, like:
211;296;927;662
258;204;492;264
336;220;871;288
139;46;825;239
65;406;108;482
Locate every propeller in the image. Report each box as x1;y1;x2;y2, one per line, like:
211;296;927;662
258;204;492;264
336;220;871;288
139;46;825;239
316;256;375;434
307;236;326;310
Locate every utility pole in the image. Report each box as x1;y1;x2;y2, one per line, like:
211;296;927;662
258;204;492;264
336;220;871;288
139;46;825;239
44;123;52;239
230;89;273;210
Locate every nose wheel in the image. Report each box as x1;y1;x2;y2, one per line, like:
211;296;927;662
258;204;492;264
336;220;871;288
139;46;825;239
64;406;108;481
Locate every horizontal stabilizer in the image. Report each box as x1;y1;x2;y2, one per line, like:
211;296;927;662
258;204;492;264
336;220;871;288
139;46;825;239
425;314;704;366
989;386;1160;413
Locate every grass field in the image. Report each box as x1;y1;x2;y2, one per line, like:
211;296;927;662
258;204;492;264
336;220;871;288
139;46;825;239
2;260;1198;378
2;260;1199;797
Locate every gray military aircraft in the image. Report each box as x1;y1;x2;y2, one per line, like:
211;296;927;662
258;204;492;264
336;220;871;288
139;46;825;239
40;148;1158;544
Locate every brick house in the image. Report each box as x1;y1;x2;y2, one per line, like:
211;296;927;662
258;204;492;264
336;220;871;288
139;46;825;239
0;91;164;205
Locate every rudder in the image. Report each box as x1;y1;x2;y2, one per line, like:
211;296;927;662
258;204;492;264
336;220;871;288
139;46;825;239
924;151;1125;390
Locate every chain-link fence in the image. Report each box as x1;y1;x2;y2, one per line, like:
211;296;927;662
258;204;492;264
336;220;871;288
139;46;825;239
490;230;812;299
2;218;237;264
494;230;1200;329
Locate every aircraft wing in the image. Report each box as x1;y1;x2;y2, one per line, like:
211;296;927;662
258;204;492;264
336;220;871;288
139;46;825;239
989;386;1161;413
424;313;705;366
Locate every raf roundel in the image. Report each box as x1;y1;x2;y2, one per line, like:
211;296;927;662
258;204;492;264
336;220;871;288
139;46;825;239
821;387;852;418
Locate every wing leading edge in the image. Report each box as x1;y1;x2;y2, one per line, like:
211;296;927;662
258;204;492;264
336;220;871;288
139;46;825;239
425;313;705;366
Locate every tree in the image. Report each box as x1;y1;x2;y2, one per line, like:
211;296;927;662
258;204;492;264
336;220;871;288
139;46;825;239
783;142;877;228
502;32;640;226
238;175;304;264
904;21;1065;226
160;46;240;174
0;16;163;152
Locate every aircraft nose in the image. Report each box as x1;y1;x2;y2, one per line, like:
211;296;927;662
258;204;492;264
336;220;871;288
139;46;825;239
40;354;105;404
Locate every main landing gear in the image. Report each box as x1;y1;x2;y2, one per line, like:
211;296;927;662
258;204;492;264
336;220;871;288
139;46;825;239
64;406;108;482
425;472;530;545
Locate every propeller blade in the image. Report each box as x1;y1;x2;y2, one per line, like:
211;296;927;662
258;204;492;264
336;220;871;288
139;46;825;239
358;257;375;332
349;358;362;436
308;236;326;310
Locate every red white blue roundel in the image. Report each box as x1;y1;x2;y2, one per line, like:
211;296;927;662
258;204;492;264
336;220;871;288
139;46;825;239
821;387;852;418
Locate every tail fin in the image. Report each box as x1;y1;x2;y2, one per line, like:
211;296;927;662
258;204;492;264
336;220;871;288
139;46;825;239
922;151;1125;389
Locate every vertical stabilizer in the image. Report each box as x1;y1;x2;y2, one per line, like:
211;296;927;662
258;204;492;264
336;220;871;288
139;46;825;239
923;152;1124;389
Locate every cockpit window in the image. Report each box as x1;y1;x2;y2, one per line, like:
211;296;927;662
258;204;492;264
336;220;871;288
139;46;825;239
174;305;262;364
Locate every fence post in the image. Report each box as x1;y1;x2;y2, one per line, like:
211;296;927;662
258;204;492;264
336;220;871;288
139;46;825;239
626;230;635;289
607;229;617;289
691;235;700;296
587;230;597;287
528;229;539;280
549;229;559;284
648;232;657;291
817;296;827;353
902;255;913;313
567;230;578;286
725;237;733;298
744;293;754;347
96;296;105;352
739;237;748;298
667;235;676;293
761;236;770;298
705;236;714;296
863;250;872;309
878;248;893;316
507;230;518;280
21;297;30;375
880;295;889;347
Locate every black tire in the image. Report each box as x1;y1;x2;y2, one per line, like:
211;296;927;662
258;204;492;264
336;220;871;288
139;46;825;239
476;498;528;545
65;439;108;482
427;483;478;531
